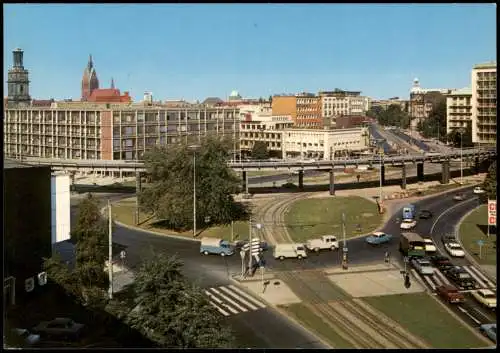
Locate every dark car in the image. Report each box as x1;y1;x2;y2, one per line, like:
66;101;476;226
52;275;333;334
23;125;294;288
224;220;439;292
453;193;466;201
418;210;433;219
430;255;454;273
436;284;465;304
441;234;456;245
32;318;85;340
446;266;477;289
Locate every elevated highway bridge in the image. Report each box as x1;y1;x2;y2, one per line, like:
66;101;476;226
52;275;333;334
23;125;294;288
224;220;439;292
14;147;496;194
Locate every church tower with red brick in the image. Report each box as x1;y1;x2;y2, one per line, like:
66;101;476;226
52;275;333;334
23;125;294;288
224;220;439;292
81;54;99;101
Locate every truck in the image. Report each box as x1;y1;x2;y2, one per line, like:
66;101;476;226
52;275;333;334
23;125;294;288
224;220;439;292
399;232;426;258
402;204;416;220
273;243;307;260
306;235;339;252
200;237;234;257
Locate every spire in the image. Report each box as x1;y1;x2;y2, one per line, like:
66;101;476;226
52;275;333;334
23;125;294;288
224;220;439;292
88;54;93;70
111;77;115;89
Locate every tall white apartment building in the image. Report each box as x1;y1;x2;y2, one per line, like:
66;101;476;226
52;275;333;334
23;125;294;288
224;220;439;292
471;61;496;145
446;87;472;135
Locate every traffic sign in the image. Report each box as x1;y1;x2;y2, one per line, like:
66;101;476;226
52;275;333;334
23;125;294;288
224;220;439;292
488;200;496;226
250;238;261;256
477;240;485;247
242;243;250;252
403;256;409;263
343;247;348;253
120;250;126;259
240;250;246;259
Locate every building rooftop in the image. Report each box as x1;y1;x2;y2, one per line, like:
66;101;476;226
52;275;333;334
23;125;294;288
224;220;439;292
473;61;497;69
448;87;472;96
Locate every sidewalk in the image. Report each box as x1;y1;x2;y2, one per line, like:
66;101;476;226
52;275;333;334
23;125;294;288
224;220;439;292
455;208;497;284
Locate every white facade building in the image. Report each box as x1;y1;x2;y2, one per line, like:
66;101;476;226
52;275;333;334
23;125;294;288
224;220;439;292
446;87;472;135
471;61;496;144
282;127;369;160
320;93;370;118
51;173;71;245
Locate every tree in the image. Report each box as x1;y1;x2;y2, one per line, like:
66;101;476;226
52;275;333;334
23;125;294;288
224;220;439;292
366;104;410;128
43;193;109;307
417;97;446;140
483;162;497;200
126;253;234;348
445;123;473;148
139;136;246;231
251;141;269;160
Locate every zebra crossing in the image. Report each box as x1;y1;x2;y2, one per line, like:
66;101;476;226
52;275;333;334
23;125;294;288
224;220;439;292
204;284;267;317
411;265;496;292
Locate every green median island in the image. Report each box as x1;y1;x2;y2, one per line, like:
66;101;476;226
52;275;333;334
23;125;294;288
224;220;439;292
363;293;487;349
285;196;382;242
111;197;249;241
459;204;496;266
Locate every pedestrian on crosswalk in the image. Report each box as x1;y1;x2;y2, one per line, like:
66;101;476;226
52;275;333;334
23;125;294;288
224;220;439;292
384;251;390;264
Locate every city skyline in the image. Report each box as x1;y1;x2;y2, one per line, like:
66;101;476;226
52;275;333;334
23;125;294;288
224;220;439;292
4;4;496;102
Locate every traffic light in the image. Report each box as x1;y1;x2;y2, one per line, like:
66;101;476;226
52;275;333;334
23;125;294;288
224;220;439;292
404;273;411;289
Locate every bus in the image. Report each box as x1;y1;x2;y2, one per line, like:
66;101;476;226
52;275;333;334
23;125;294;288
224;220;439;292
402;204;416;220
399;232;426;258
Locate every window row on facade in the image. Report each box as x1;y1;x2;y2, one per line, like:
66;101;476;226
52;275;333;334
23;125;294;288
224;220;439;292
112;110;237;124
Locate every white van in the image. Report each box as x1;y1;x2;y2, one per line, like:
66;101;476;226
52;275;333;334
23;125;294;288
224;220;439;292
273;243;307;260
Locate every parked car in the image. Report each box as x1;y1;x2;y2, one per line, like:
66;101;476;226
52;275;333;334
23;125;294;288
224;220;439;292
400;219;417;230
444;241;465;257
436;284;465;304
471;289;497;310
32;318;85;339
430;255;454;273
12;328;41;346
365;232;393;245
480;323;497;343
418;210;433;219
423;238;437;253
410;258;435;275
473;186;486;194
446;267;477;289
453;193;466;201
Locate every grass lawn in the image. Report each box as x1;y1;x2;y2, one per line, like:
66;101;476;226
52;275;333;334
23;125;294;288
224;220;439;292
459;205;497;266
285;196;381;242
363;293;486;349
279;303;354;349
112;197;249;241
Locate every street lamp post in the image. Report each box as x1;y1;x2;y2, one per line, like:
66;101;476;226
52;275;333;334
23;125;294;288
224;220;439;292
458;129;464;185
189;144;201;237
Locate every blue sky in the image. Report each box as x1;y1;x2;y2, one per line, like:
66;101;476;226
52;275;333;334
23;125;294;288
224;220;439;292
4;4;496;101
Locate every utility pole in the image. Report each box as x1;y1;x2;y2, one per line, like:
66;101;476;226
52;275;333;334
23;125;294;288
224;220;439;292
231;220;234;243
193;150;197;237
248;212;253;274
108;199;113;300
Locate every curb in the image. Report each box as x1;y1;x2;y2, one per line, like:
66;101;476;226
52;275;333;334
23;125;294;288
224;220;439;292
454;205;496;285
227;275;332;349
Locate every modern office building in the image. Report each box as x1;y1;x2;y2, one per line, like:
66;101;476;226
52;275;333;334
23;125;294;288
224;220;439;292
3;102;240;161
272;93;322;128
445;87;472;135
4;160;52;307
471;61;497;145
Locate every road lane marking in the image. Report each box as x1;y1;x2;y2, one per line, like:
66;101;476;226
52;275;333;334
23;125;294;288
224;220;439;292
430;196;478;236
461;266;489;288
465;266;496;288
228;284;267;308
219;286;259;311
458;306;482;325
209;287;248;313
433;269;451;286
205;290;238;314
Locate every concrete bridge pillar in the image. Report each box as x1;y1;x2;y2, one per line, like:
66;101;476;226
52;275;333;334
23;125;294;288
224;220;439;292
441;160;450;184
329;169;335;195
474;157;480;174
298;170;304;191
135;172;142;225
242;171;248;194
417;163;424;182
380;165;386;186
401;164;406;190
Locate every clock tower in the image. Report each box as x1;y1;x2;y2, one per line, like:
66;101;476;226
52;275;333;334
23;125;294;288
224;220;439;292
7;48;31;106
